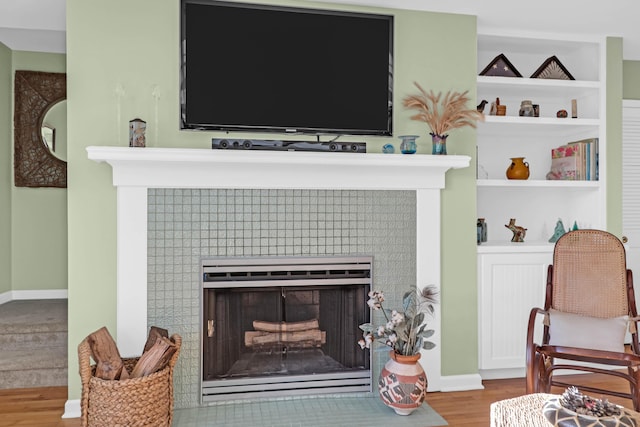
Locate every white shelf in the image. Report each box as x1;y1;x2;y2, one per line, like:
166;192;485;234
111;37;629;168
477;179;600;189
480;115;599;127
477;241;554;254
477;75;599;96
477;117;599;136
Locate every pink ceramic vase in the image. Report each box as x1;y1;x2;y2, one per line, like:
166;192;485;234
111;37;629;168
378;351;427;415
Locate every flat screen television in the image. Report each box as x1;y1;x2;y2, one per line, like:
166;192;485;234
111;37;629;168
180;0;394;136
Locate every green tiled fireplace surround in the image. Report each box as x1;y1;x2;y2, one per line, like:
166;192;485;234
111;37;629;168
147;189;416;408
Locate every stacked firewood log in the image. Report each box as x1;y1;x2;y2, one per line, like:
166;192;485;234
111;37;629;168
86;326;178;380
244;319;326;349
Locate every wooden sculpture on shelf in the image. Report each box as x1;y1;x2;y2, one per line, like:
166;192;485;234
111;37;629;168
505;218;527;243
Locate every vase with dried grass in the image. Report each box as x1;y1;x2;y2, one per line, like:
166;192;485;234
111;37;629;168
402;82;484;155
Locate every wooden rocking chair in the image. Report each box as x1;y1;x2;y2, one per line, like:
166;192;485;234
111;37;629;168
525;229;640;410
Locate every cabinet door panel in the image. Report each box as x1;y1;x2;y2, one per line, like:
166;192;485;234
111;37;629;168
478;253;549;371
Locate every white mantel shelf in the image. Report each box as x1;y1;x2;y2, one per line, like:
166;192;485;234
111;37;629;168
84;145;472;403
87;146;470;190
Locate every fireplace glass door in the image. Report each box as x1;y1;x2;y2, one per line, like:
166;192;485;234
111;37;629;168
204;284;369;379
201;256;372;401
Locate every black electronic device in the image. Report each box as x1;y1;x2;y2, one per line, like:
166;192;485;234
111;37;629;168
211;139;366;153
180;0;393;137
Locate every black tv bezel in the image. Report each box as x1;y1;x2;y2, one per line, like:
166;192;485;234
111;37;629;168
179;0;394;137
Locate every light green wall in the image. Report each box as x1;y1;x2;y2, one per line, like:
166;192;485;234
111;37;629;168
66;0;478;399
0;43;11;295
607;38;623;237
623;60;640;100
11;51;67;292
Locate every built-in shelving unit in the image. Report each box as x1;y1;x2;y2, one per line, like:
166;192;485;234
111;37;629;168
476;31;607;378
476;32;606;247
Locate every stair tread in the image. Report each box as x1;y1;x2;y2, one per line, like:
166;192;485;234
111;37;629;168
0;368;67;389
0;331;67;349
0;347;67;371
0;300;67;333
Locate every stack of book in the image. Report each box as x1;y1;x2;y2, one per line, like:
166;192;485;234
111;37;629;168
548;138;598;181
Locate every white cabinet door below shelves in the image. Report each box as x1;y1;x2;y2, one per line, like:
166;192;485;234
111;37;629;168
478;252;550;374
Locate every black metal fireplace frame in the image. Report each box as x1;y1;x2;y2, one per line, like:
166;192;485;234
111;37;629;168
200;255;373;402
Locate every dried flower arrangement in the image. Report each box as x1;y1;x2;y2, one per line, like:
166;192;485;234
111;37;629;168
402;82;484;137
357;285;438;356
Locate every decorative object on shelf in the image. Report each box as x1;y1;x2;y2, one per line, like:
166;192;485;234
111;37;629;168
358;286;438;416
477;99;488;113
572;220;579;231
530;55;575;80
129;118;147;148
557;109;569;118
506;157;530;180
519;100;535;117
402;82;484;155
431;134;448;155
547;138;599;181
542;387;638;427
477;164;489;179
382;143;395;154
494;97;506;116
549;219;567;243
572;99;578;118
479;53;522;77
533;104;540;117
398;135;418;154
505;218;527;242
489;100;497;115
477;218;487;244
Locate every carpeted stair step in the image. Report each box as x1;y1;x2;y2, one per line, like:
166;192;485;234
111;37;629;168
0;299;68;389
0;347;68;389
0;331;67;351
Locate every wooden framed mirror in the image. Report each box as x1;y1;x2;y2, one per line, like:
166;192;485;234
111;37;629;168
14;70;67;188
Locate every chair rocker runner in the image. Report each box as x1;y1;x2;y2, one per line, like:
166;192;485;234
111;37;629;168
526;229;640;411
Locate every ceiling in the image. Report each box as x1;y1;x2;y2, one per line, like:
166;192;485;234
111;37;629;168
1;0;640;60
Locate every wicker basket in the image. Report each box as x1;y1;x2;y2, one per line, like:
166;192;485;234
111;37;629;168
78;333;181;427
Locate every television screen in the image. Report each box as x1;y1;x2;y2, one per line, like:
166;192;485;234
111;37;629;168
180;0;393;136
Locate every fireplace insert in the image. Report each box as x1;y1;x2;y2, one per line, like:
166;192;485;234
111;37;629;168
201;256;372;401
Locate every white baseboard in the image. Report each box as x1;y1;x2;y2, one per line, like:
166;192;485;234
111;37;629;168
0;291;10;305
439;373;484;392
0;289;67;304
480;368;526;380
63;399;81;419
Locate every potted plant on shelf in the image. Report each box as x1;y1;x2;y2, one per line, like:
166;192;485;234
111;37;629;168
358;285;438;416
402;82;484;155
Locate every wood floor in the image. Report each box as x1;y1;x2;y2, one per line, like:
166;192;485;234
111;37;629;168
0;375;634;426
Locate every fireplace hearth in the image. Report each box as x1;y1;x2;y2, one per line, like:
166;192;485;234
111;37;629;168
201;256;372;402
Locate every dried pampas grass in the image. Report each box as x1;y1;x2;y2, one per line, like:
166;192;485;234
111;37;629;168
403;82;484;136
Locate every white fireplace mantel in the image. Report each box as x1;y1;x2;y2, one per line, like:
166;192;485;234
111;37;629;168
87;146;470;190
87;145;470;394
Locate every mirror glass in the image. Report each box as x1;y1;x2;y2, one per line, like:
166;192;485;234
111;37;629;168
41;100;67;161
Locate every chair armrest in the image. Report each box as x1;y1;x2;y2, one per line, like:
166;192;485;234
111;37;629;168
526;307;547;351
538;345;640;367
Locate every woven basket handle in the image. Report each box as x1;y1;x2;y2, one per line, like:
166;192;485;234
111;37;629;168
168;334;182;368
77;338;93;427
